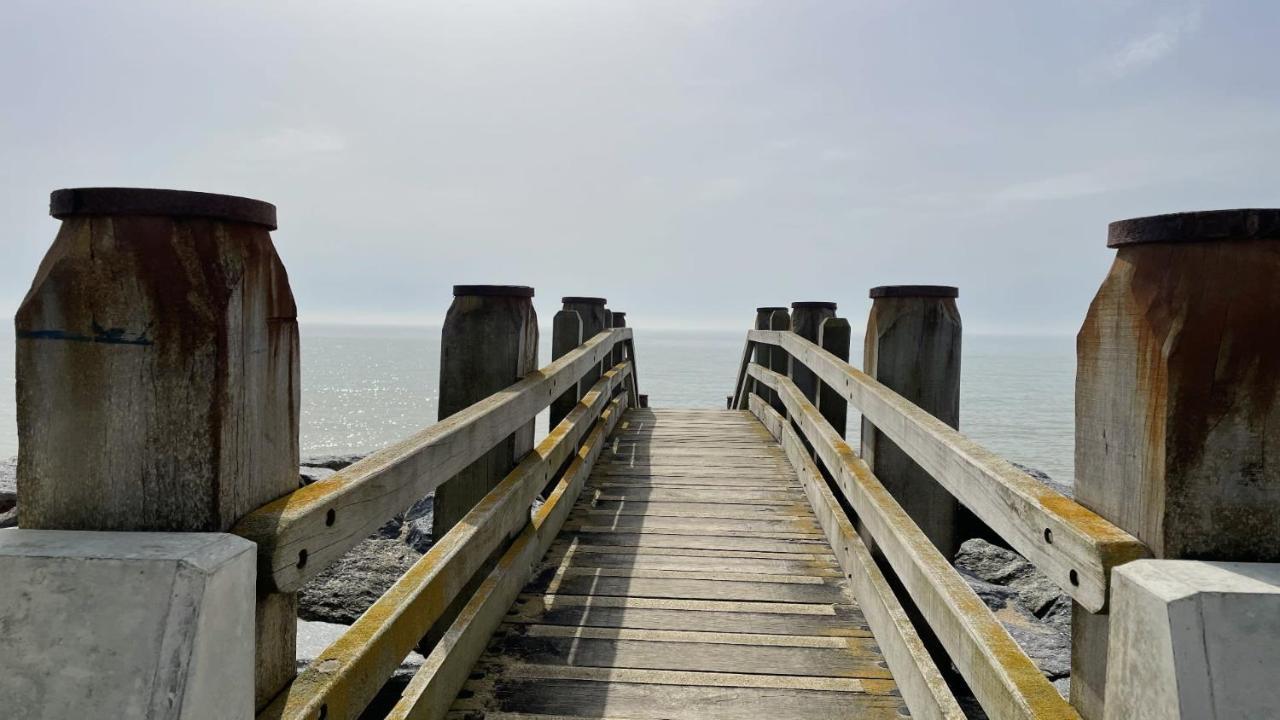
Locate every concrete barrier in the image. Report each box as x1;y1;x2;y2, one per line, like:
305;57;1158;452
0;530;255;719
1105;559;1280;720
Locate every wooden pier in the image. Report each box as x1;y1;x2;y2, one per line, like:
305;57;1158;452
7;190;1280;720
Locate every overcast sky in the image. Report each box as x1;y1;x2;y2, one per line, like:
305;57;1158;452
2;1;1277;332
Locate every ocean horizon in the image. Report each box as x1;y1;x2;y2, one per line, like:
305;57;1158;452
0;324;1077;483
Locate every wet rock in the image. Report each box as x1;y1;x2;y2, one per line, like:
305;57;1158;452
403;517;432;554
298;538;422;624
0;507;16;529
298;466;336;486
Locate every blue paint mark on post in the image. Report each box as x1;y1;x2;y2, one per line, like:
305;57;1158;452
17;327;153;346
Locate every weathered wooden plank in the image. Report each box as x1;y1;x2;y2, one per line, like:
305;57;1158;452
537;574;847;604
550;543;838;563
747;330;1149;612
748;366;1080;719
750;394;964;720
580;501;814;520
565;514;820;535
542;548;843;575
484;632;893;678
587;477;800;489
236;328;632;594
386;396;628;720
565;524;823;542
450;671;902;720
258;369;631;720
505;596;870;636
563;530;828;554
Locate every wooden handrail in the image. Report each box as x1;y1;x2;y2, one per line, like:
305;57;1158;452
747;365;1080;719
235;328;631;594
260;361;632;720
389;394;629;720
742;330;1148;612
749;395;964;720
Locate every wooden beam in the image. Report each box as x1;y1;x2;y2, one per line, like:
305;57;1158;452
748;394;964;720
747;330;1148;613
234;328;631;594
388;396;629;720
747;365;1080;719
257;364;631;720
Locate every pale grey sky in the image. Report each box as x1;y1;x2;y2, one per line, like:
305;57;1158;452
3;1;1277;332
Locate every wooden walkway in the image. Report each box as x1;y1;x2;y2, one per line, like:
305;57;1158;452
448;408;907;719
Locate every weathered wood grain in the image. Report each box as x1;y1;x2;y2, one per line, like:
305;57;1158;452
748;365;1080;719
234;328;630;593
748;329;1149;612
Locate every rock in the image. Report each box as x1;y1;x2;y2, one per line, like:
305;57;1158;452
0;457;16;514
1012;462;1073;499
298;466;336;486
298;538;422;624
295;619;424;716
0;507;17;529
955;539;1063;617
302;454;365;471
403;516;432;554
1053;676;1071;699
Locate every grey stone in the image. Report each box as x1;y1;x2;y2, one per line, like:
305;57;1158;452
0;531;255;719
302;454;366;471
1012;462;1073;499
296;619;425;680
1053;677;1071;699
298;538;422;624
404;516;433;554
0;506;16;529
0;457;16;513
955;538;1064;617
298;466;336;486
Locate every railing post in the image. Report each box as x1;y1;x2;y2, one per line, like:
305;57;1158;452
433;285;539;539
788;301;837;404
610;311;627;367
561;296;609;404
1071;210;1280;719
753;307;786;409
767;309;791;416
548;308;583;428
860;285;963;561
14;187;300;710
817;317;851;437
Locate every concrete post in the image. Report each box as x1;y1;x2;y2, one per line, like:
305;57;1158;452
861;285;964;562
1071;209;1280;719
789;301;837;404
14;187;300;710
753;307;786;408
767;309;791;416
433;285;539;540
561;296;609;402
548;309;583;429
817;317;851;438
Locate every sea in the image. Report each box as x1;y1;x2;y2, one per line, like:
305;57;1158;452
0;326;1076;484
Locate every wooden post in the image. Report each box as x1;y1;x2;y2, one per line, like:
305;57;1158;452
561;296;609;403
548;309;583;429
753;307;786;408
611;311;627;367
432;285;539;539
767;309;791;416
15;187;300;710
1071;209;1280;719
861;285;964;562
789;302;837;405
817;317;851;438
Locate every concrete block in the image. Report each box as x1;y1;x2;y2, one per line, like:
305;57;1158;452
0;530;256;719
1105;559;1280;720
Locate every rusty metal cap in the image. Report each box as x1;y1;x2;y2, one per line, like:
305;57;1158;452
453;285;535;298
1107;209;1280;248
791;301;837;310
50;188;278;229
562;296;607;305
756;306;788;313
869;285;958;299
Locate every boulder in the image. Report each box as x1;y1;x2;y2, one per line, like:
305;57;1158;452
955;538;1063;617
1013;462;1073;499
298;538;422;624
298;466;336;486
302;454;366;471
0;457;16;514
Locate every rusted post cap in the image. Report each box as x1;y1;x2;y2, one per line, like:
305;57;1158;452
1107;209;1280;248
869;285;958;299
562;296;607;305
50;188;278;229
756;306;788;313
452;285;534;298
792;301;837;310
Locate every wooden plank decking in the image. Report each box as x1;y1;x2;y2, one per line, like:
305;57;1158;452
447;408;907;719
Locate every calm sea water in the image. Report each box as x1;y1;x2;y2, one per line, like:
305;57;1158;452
0;327;1076;483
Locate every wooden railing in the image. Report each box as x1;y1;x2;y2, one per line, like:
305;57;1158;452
731;330;1149;720
245;329;637;719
